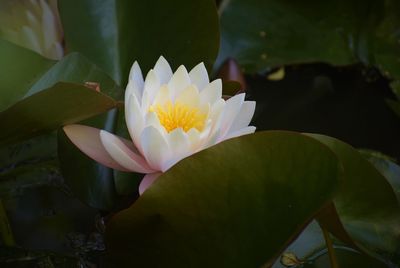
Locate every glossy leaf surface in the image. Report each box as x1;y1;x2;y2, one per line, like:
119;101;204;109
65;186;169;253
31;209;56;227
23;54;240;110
106;131;340;267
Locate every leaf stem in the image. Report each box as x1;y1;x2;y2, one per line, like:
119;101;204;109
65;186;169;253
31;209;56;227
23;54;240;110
321;224;339;268
0;199;16;246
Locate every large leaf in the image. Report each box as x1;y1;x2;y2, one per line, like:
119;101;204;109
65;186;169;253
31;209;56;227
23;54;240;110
361;151;400;203
217;0;400;83
0;39;122;109
0;38;54;111
0;82;119;146
105;131;340;267
0;43;124;210
59;0;220;85
32;52;124;210
27;52;123;100
307;134;400;265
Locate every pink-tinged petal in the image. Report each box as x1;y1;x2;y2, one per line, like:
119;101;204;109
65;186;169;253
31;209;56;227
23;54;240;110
63;124;128;171
200;79;222;106
140;126;170;171
125;94;144;148
168;65;191;98
127;61;144;101
224;126;256;140
227;101;256;134
218;93;245;140
153;56;173;84
139;172;162;195
189;62;209;91
99;130;154;173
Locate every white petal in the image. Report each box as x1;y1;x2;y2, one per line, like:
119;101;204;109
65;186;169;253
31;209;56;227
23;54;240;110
175;85;200;107
100;130;154;173
139;172;162;195
125;80;142;104
127;61;144;101
168;128;189;154
187;128;201;151
125;94;144;148
218;93;245;140
227;101;256;134
224;126;256;140
196;120;214;150
200;79;222;105
164;128;190;170
129;61;144;84
144;111;168;136
153;56;173;85
202;99;225;149
140;126;170;171
63;125;128;171
142;70;160;111
168;65;191;98
189;62;209;91
208;99;226;134
202;130;220;149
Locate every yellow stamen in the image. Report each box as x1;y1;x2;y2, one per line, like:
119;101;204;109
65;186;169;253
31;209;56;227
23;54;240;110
149;101;206;133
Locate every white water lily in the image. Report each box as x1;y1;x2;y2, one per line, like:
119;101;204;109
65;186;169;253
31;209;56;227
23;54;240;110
64;57;256;194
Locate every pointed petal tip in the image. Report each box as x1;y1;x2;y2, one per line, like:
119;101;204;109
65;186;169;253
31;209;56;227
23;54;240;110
128;61;144;91
154;56;173;84
139;172;162;195
176;65;189;73
62;125;130;172
63;124;87;138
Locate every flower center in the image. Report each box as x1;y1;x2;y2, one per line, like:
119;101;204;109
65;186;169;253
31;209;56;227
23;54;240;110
150;101;206;133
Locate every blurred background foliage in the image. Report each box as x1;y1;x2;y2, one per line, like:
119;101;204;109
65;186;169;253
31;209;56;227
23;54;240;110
0;0;399;267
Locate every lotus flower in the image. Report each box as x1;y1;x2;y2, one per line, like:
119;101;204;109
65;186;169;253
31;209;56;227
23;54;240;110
64;57;256;194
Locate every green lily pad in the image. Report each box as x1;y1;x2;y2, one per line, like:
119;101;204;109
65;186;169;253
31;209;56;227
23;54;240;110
361;151;400;204
217;0;400;85
105;131;340;267
0;38;54;112
59;0;220;85
0;82;119;147
27;52;123;100
307;134;400;265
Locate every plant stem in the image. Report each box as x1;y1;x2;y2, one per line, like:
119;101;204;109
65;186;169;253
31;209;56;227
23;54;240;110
0;199;16;246
321;225;339;268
